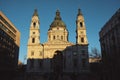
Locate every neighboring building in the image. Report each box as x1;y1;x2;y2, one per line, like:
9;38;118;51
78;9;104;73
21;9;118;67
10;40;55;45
27;9;89;75
99;8;120;65
99;8;120;66
99;8;120;80
0;11;20;71
89;57;101;63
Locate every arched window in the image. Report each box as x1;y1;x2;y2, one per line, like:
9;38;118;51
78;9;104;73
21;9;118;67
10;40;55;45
57;35;59;39
80;22;83;27
81;37;84;43
61;36;63;40
53;36;55;40
31;51;34;56
32;38;35;43
33;22;36;27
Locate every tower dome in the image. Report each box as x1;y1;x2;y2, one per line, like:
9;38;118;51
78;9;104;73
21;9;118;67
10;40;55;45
49;10;66;30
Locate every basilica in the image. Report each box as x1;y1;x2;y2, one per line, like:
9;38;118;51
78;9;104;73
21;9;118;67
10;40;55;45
27;9;89;75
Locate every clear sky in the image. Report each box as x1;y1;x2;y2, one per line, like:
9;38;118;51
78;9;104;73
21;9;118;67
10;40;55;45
0;0;120;64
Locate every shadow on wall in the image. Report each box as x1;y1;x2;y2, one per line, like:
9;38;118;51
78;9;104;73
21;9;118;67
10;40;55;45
26;44;89;80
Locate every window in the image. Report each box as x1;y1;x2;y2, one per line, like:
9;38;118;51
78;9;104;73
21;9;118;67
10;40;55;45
118;17;120;21
82;50;85;56
50;59;53;69
73;51;77;56
39;51;42;56
61;36;63;40
57;35;59;39
31;51;34;56
0;23;2;27
33;22;36;27
39;60;43;68
30;59;34;68
80;22;83;27
81;31;83;34
81;37;84;42
73;58;78;68
53;36;55;40
33;32;35;34
63;57;66;69
32;38;35;43
49;35;51;39
82;50;85;53
0;16;16;33
82;59;86;67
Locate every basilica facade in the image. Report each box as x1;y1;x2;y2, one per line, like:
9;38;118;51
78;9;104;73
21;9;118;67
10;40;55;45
27;9;89;74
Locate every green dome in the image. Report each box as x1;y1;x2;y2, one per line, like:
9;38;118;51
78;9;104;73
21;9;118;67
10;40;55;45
50;20;66;27
49;10;66;30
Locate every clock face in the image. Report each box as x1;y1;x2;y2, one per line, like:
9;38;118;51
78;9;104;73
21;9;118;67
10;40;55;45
81;31;83;34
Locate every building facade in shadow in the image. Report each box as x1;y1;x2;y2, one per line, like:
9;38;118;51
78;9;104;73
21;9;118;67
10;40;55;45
0;11;20;80
26;9;89;78
99;8;120;80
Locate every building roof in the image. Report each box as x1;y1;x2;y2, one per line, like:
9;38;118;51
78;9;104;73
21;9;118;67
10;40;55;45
49;10;66;30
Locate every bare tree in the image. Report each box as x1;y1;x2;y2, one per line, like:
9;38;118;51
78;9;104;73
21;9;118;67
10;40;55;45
90;47;101;58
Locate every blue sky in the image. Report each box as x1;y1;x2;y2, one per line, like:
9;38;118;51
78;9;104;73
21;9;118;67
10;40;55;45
0;0;120;63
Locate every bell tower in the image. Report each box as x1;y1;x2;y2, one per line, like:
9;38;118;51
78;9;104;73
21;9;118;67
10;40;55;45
27;9;43;72
27;9;42;60
76;9;88;45
28;9;40;45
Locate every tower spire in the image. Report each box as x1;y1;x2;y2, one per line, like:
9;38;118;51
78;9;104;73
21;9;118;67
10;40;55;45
33;9;38;16
54;10;61;20
77;8;82;16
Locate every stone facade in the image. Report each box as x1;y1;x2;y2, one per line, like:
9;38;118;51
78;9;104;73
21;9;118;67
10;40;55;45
27;9;89;74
